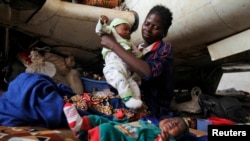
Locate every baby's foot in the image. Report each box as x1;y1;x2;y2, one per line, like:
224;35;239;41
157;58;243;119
124;97;143;109
63;102;83;132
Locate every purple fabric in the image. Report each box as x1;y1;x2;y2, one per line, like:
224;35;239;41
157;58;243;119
141;41;174;118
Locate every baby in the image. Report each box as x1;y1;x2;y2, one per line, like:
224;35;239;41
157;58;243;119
95;15;142;109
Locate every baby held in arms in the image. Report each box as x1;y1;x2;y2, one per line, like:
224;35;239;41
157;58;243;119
96;15;143;109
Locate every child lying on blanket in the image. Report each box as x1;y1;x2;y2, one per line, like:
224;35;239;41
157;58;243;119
63;102;190;141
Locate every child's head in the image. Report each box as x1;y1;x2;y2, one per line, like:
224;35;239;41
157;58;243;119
159;117;189;141
110;18;131;40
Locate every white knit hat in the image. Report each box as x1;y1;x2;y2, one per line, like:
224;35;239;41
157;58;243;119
110;18;131;28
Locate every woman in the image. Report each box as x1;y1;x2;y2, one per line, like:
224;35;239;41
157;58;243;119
100;5;174;119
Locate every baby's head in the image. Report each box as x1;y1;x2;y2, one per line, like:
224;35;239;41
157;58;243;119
159;117;189;141
110;18;131;40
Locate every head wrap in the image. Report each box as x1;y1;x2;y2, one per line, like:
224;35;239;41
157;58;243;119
110;18;131;28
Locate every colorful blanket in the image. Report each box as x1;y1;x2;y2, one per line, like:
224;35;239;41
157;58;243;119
0;126;75;141
0;73;208;141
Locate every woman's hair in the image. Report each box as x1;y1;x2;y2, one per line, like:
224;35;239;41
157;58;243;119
147;5;173;36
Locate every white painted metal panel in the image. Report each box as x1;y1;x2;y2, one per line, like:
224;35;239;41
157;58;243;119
208;29;250;61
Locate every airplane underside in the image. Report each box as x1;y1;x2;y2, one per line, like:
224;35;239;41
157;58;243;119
1;0;250;96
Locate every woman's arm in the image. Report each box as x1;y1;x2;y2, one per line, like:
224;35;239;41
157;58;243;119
100;34;151;77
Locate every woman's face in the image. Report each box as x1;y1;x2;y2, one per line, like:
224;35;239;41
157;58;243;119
141;14;165;45
159;117;187;137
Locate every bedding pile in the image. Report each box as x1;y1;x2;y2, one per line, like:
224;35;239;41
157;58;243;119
0;73;209;141
0;73;149;129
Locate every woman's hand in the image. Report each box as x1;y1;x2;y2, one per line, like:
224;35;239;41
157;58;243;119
100;34;119;50
100;32;151;77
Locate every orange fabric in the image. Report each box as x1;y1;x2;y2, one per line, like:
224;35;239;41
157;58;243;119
83;0;121;8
